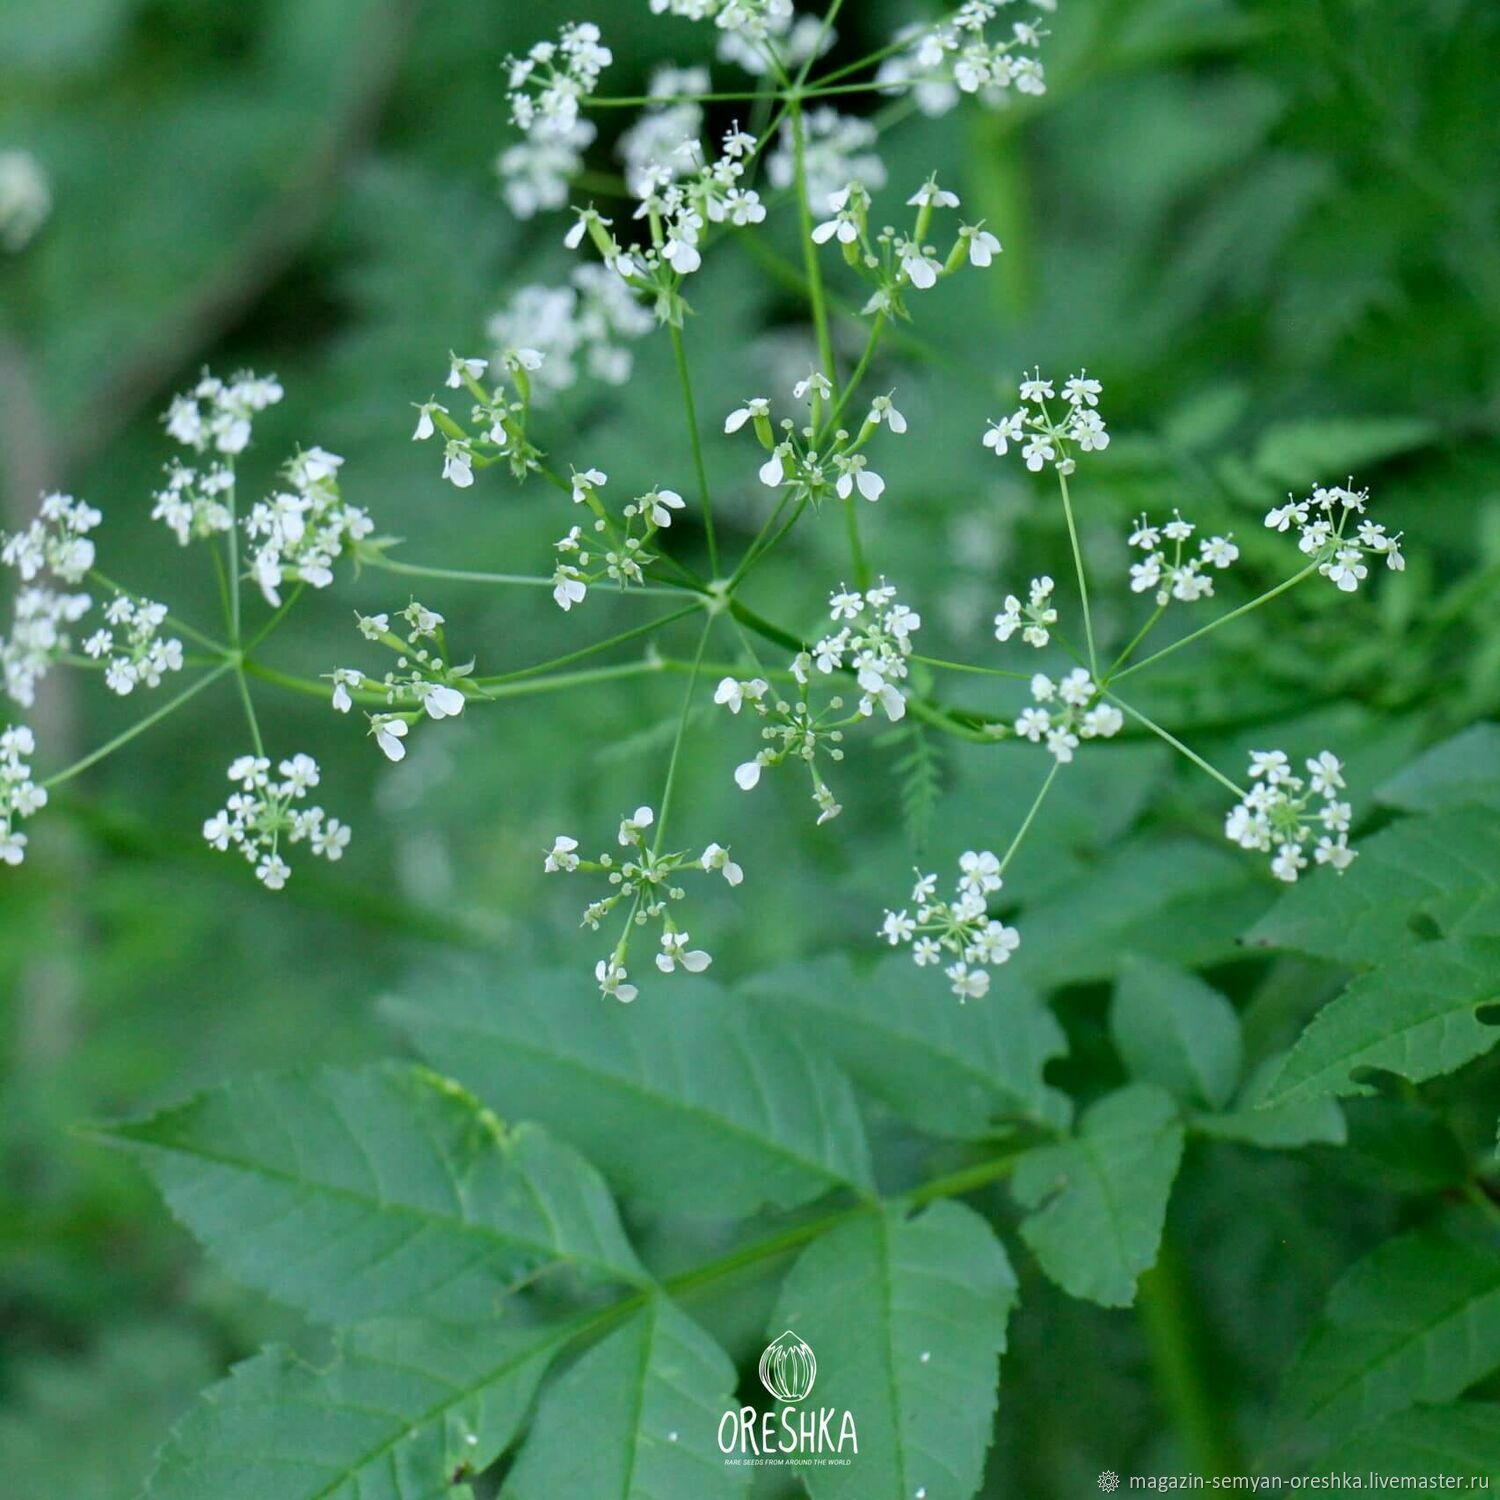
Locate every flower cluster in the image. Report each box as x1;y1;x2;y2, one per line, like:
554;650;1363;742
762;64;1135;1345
767;108;886;214
716;672;846;825
0;149;51;252
617;65;712;199
543;806;743;1001
0;724;45;866
1012;670;1122;764
983;369;1109;475
877;1;1054;115
993;575;1056;647
328;602;475;763
552;467;685;612
1264;481;1403;591
83;595;184;696
415;351;553;491
716;7;828;75
726;377;905;511
807;579;921;721
202;752;350;890
1126;510;1238;606
647;0;793;42
151;459;235;546
243;447;371;606
164;371;284;457
880;851;1022;1001
809;176;1001;316
500;23;612;218
1;492;100;708
487;267;654;395
1224;750;1355;883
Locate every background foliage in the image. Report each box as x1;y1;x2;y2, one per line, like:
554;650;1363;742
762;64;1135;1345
2;0;1500;1494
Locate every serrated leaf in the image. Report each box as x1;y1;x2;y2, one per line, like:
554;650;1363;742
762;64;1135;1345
1266;938;1500;1106
769;1201;1017;1500
1194;1055;1346;1149
386;971;874;1217
1378;725;1500;813
1011;1084;1185;1308
100;1063;643;1323
1110;954;1243;1109
502;1297;746;1500
1246;810;1500;966
742;954;1070;1138
1279;1227;1500;1446
145;1318;565;1500
1321;1402;1500;1479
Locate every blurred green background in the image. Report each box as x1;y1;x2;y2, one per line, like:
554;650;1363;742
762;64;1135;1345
2;0;1499;1493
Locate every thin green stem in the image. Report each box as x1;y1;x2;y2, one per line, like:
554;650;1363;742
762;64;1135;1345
1106;690;1247;800
242;583;305;655
43;664;232;789
88;570;229;656
475;604;702;687
652;618;714;856
233;665;264;757
1055;467;1098;679
244;657;663;705
791;98;839;391
822;310;887;440
364;553;699;597
795;0;846;91
912;655;1032;682
1110;564;1320;683
668;319;719;577
1105;602;1165;680
844;500;871;592
998;760;1061;875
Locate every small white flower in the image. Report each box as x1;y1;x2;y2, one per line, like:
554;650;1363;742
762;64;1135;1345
700;841;743;885
545;835;580;873
371;715;410;762
446;354;488;389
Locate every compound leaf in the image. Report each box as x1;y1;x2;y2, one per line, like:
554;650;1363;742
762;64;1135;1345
1111;954;1243;1110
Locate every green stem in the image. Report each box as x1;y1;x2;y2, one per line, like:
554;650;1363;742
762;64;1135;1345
791;98;840;392
364;554;697;596
1055;466;1098;679
243;657;663;705
844;499;871;592
88;570;229;656
822;310;887;440
652;618;714;855
998;760;1061;875
1110;564;1319;683
668;319;719;577
1105;602;1165;680
475;604;702;686
43;664;232;788
1106;691;1247;800
1136;1240;1243;1478
912;655;1031;681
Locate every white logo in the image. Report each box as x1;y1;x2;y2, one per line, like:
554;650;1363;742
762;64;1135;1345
759;1330;817;1402
718;1330;857;1464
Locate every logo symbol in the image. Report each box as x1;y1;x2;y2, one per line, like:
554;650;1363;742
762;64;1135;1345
759;1330;817;1402
1098;1472;1120;1494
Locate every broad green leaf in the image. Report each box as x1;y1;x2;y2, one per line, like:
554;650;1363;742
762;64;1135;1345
100;1063;643;1323
1011;1084;1185;1308
743;954;1070;1138
1322;1402;1500;1479
1010;838;1269;986
145;1318;563;1500
1246;810;1500;966
1193;1055;1345;1149
1110;954;1243;1109
1266;938;1500;1106
770;1201;1017;1500
1378;725;1500;813
502;1296;746;1500
387;971;873;1217
1279;1227;1500;1445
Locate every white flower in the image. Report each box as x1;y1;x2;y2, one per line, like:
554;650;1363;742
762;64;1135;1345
446;354;488;389
734;760;762;790
958;848;1002;896
412;401;447;440
946;962;990;1001
371;715;410;762
700;842;743;885
897;238;942;290
1062;373;1102;407
552;566;588;611
1200;535;1239;568
202;749;347;889
983;411;1025;457
834;455;885;502
880;909;916;944
959;223;1001;266
868;394;907;434
1307;751;1344;796
714;676;767;714
619;805;654;844
418;682;466;720
544;835;580;873
643;488;686;528
656;930;711;974
596;958;638;1003
724;397;770;434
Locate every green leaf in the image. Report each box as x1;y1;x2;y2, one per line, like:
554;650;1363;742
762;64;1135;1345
1110;954;1243;1110
1010;837;1269;986
145;1318;564;1500
1378;725;1500;814
742;954;1071;1139
1011;1084;1185;1308
769;1201;1017;1500
1321;1402;1500;1479
1278;1226;1500;1446
1193;1055;1346;1149
502;1296;746;1500
1246;810;1500;967
1266;938;1500;1105
1250;415;1437;490
386;971;874;1217
99;1063;643;1323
